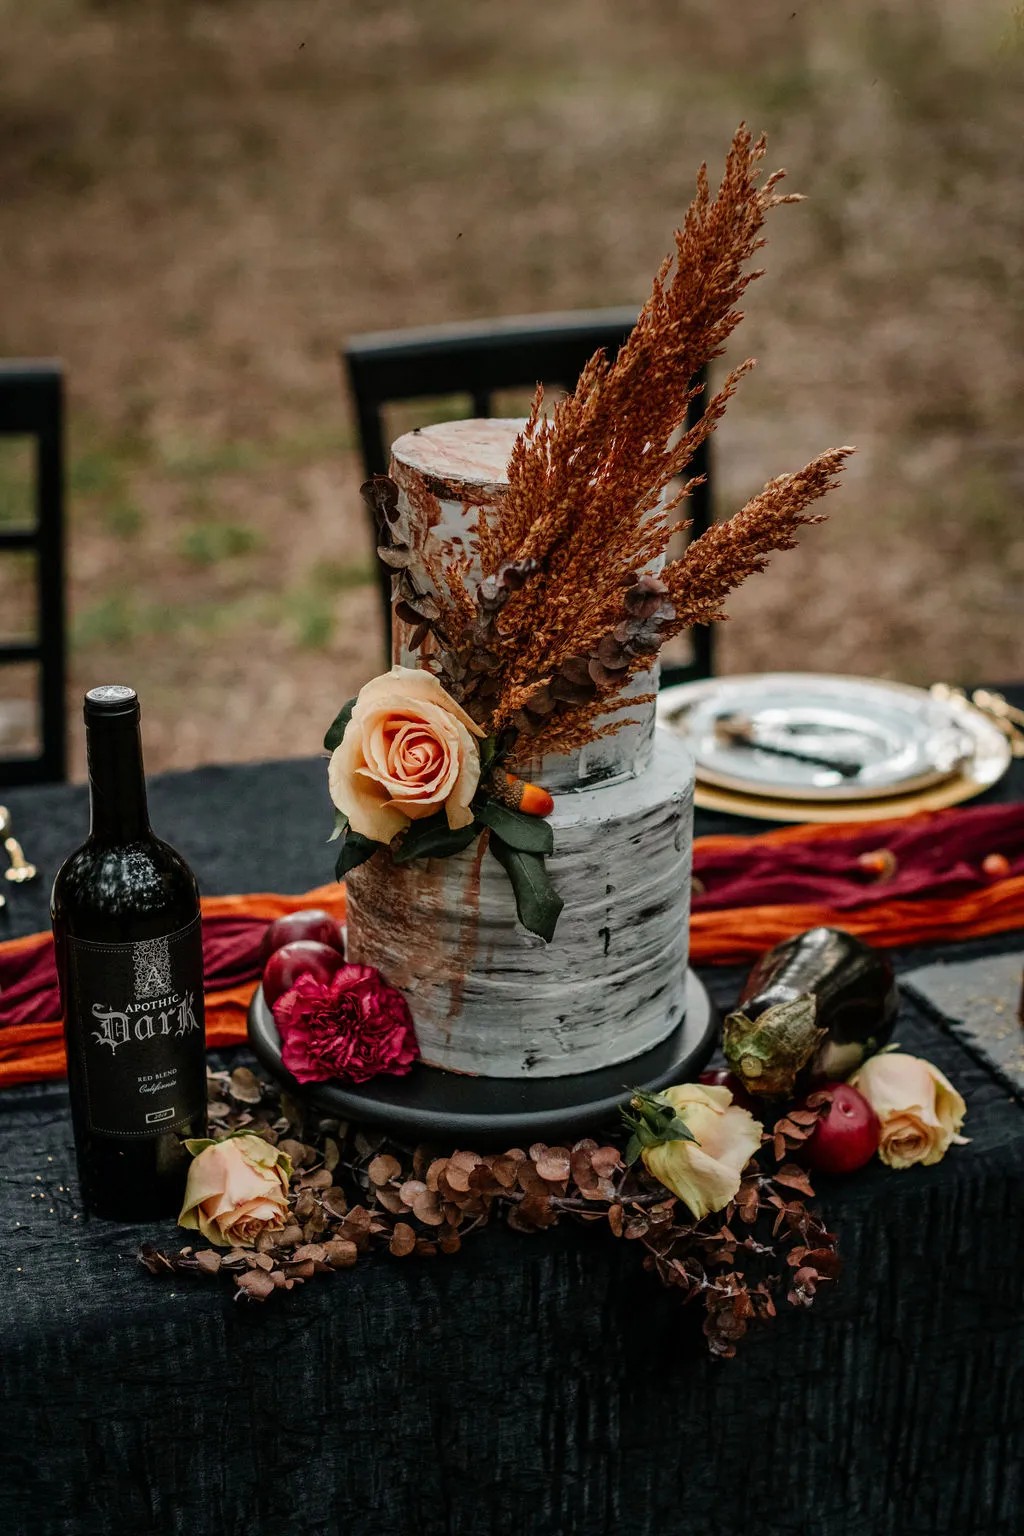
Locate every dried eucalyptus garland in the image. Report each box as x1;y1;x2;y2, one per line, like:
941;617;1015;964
140;1066;840;1358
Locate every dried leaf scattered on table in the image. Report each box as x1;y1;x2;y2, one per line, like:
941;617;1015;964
139;1065;840;1357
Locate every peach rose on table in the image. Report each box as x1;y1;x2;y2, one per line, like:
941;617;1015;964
329;666;486;844
640;1083;763;1221
850;1052;967;1169
177;1133;292;1248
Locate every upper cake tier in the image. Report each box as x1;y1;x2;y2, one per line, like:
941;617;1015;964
388;418;659;792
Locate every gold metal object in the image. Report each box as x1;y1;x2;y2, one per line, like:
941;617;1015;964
3;835;36;883
972;690;1024;756
932;684;1024;759
973;688;1024;729
0;806;36;886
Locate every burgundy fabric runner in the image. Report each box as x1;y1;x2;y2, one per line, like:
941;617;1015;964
2;802;1021;1086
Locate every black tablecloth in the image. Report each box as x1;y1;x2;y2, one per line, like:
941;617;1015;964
3;719;1024;1536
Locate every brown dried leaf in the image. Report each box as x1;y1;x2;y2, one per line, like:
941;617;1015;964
399;1180;428;1206
412;1190;444;1227
425;1158;449;1192
518;1193;559;1229
774;1163;815;1197
323;1239;358;1269
785;1109;822;1127
279;1138;315;1168
375;1186;410;1216
229;1066;262;1104
607;1203;625;1238
368;1154;402;1186
734;1181;760;1225
591;1146;622;1179
292;1244;328;1264
194;1250;221;1275
298;1168;333;1191
441;1164;472;1195
534;1155;574;1185
284;1259;316;1280
353;1129;386;1160
490;1155;522;1189
389;1222;417;1257
236;1269;276;1301
340;1206;372;1236
321;1189;348;1221
515;1161;547;1196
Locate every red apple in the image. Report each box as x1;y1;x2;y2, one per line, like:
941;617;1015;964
699;1067;759;1115
261;909;345;965
262;940;346;1007
803;1082;880;1175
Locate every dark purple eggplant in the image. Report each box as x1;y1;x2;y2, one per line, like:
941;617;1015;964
722;926;898;1098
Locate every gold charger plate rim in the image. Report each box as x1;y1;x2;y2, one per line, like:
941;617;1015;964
693;759;1005;824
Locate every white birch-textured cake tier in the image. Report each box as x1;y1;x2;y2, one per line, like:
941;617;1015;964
345;729;695;1078
389;418;659;792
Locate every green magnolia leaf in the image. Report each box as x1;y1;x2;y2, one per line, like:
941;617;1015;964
323;697;356;752
393;811;481;864
327;809;349;844
335;829;379;880
478;735;500;777
475;797;554;855
489;838;564;943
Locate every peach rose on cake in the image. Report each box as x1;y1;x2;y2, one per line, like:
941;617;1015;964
178;1133;292;1247
850;1052;967;1169
329;666;485;844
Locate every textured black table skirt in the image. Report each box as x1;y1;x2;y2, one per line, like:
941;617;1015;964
2;740;1024;1536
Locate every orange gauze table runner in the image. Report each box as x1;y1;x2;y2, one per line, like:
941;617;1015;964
0;885;347;1089
3;803;1022;1088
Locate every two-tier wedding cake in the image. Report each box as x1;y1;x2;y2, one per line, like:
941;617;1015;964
320;128;850;1104
343;419;695;1078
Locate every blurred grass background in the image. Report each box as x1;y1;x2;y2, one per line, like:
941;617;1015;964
0;0;1021;774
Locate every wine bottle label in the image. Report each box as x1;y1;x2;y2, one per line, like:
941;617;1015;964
67;916;207;1138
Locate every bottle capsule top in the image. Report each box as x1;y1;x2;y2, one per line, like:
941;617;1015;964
84;685;139;720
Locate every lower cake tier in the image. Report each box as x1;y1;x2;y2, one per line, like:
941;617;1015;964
344;730;695;1079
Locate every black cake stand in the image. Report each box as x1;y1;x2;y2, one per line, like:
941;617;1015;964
247;972;717;1145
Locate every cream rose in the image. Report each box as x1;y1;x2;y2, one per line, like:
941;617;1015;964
850;1052;967;1169
329;666;486;844
641;1083;763;1221
178;1133;292;1248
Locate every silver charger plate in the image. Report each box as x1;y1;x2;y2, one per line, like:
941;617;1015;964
656;674;981;803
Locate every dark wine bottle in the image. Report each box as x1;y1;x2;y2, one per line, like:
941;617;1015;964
51;686;207;1220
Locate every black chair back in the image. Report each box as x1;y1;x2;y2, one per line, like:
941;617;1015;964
0;362;66;785
343;309;713;685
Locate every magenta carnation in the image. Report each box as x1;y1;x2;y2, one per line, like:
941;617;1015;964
271;964;418;1086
